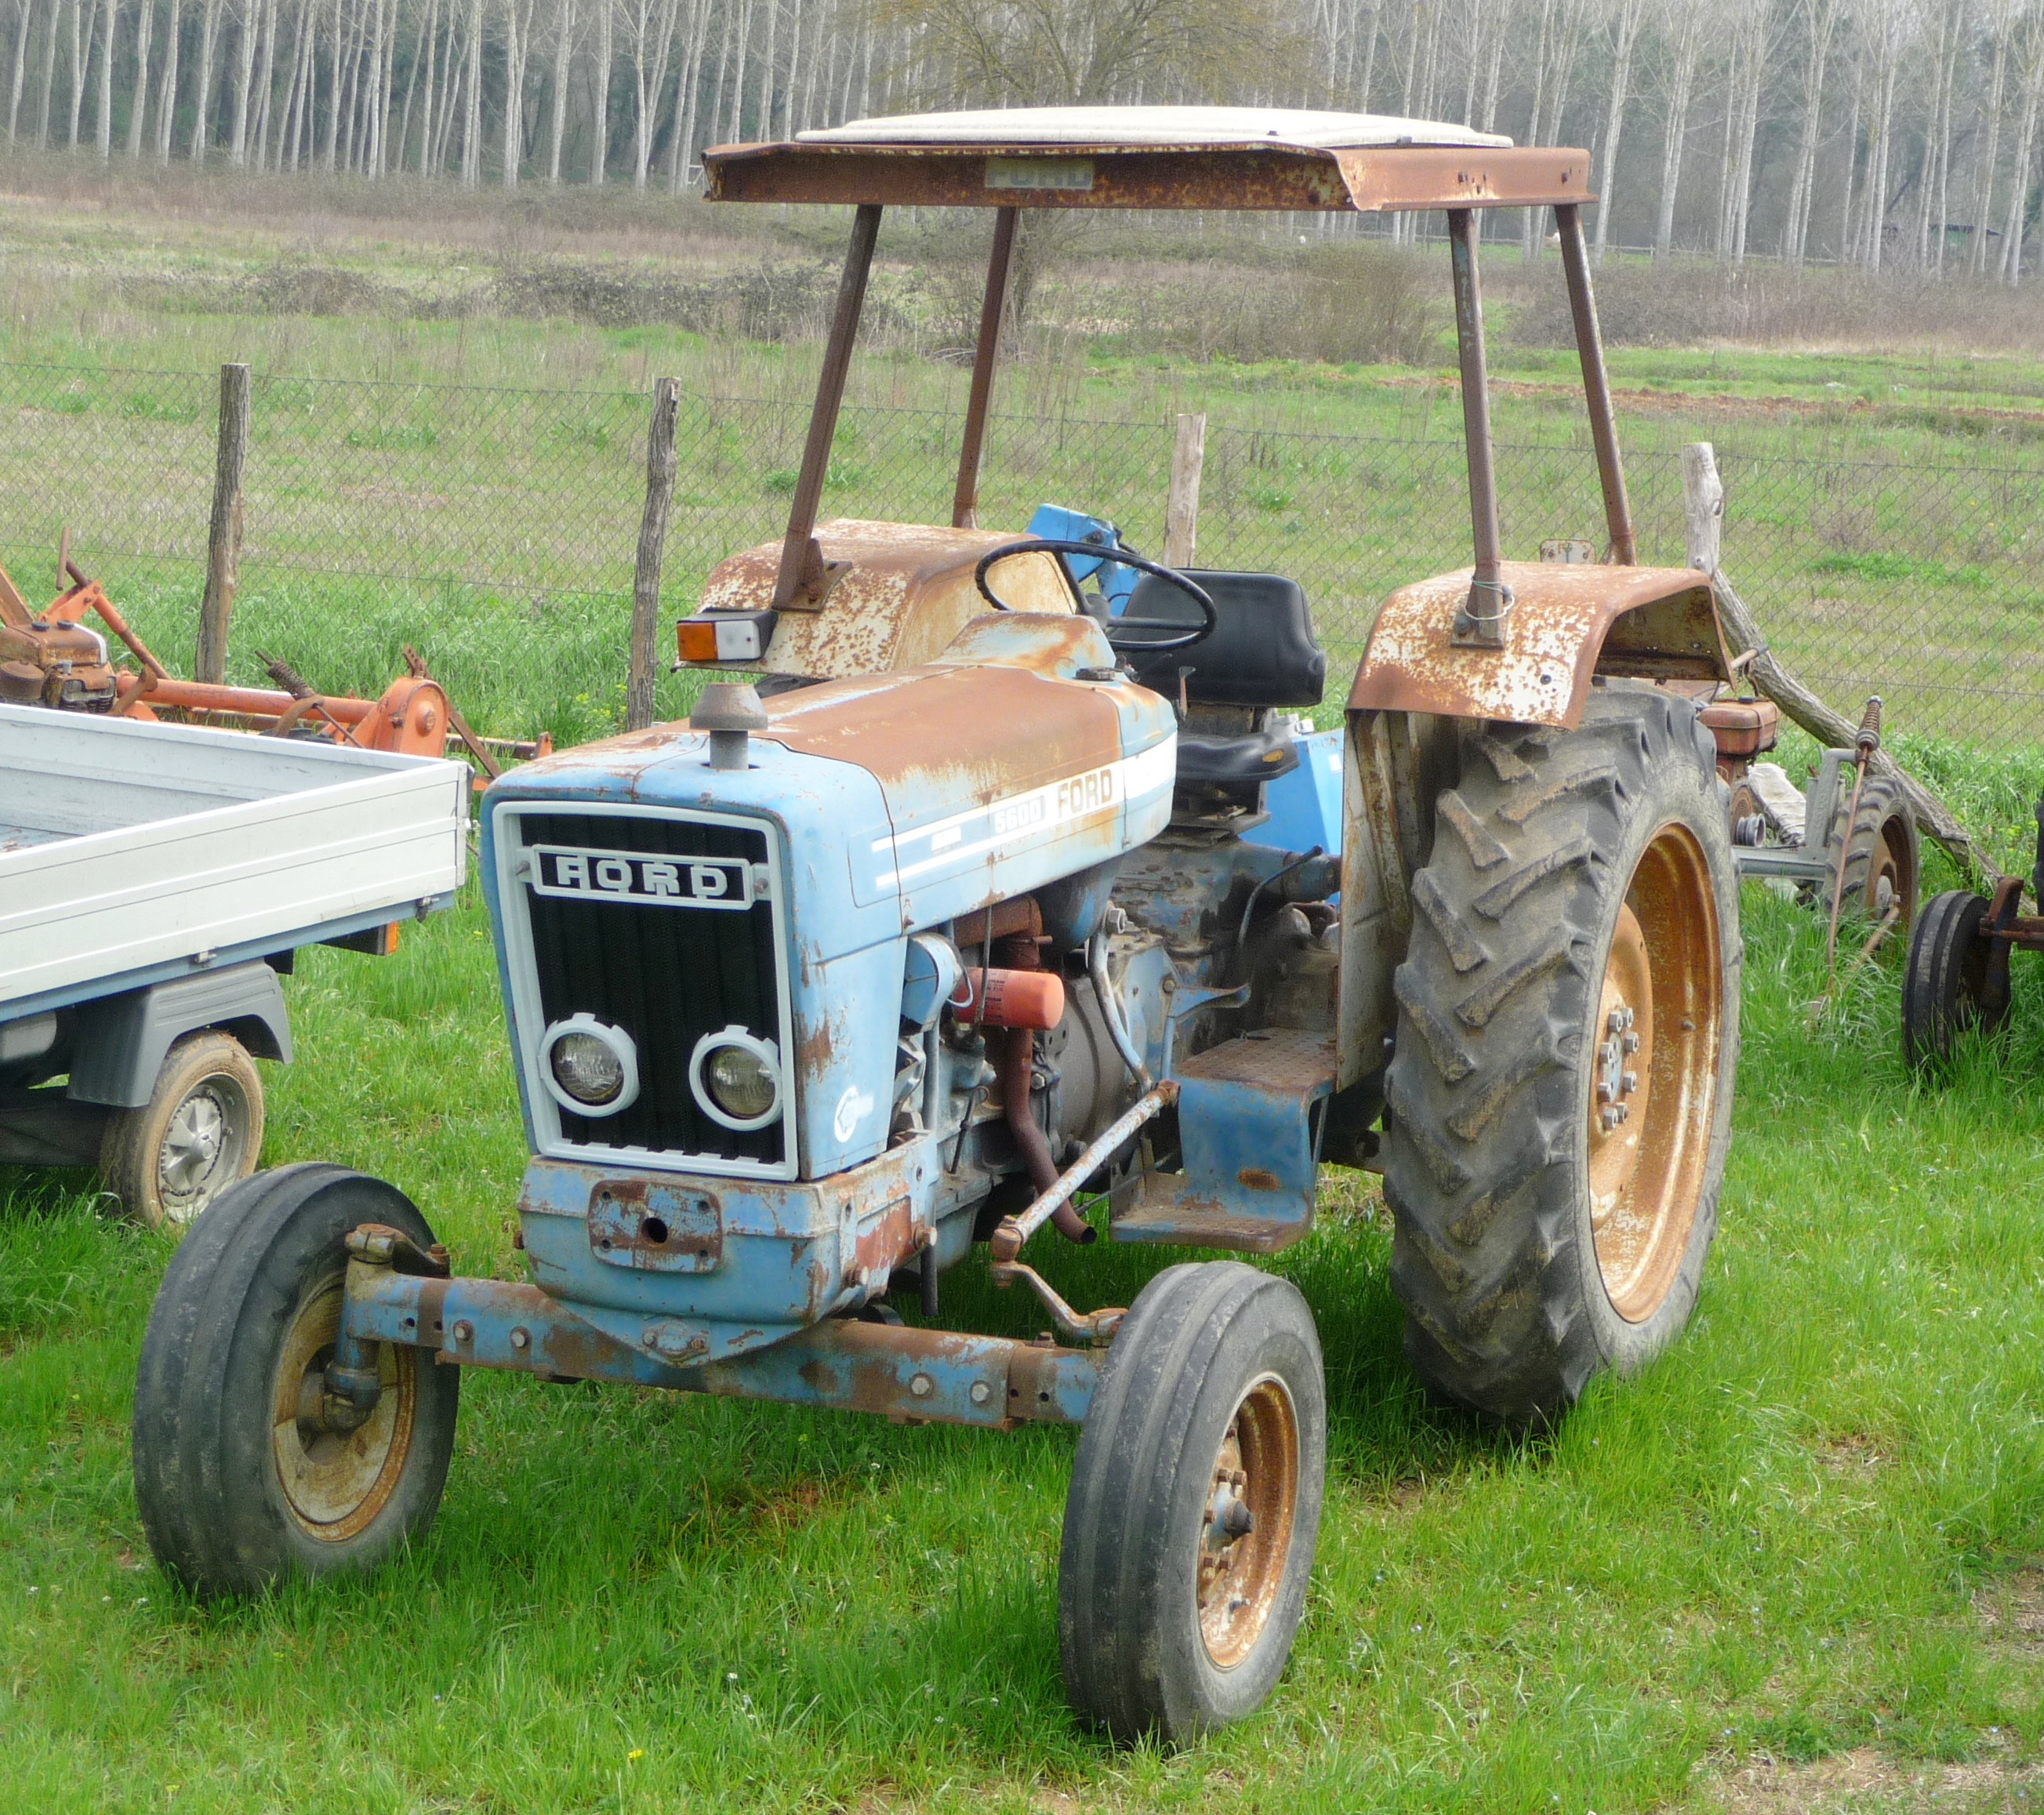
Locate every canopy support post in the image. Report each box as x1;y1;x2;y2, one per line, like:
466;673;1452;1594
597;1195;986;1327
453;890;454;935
774;202;883;610
1447;209;1508;647
952;206;1018;530
1555;201;1636;564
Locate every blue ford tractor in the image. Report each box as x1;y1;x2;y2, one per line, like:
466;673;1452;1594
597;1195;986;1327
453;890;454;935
133;107;1743;1742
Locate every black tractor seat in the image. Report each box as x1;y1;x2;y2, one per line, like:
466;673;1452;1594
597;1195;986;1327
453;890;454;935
1174;723;1301;785
1123;570;1323;791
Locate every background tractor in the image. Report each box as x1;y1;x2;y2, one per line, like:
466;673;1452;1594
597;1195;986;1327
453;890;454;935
132;107;1743;1743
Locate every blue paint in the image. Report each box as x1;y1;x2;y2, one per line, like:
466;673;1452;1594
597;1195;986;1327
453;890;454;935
1251;725;1344;862
1026;503;1140;612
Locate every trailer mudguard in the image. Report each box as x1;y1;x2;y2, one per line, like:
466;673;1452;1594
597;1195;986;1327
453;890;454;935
65;960;291;1106
1349;562;1731;729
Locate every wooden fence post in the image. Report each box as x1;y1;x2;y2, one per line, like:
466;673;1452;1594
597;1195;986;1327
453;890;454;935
627;377;681;732
1164;412;1206;568
194;362;250;684
1680;441;1723;574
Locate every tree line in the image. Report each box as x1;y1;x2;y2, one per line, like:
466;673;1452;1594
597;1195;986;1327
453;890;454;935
5;0;2042;280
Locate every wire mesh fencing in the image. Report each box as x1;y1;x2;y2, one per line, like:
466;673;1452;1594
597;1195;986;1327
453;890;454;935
0;358;2039;750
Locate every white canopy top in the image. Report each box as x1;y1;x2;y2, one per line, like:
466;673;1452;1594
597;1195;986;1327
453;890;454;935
795;106;1512;153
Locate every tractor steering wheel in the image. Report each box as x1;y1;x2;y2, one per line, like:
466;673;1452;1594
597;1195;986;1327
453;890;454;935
972;539;1218;655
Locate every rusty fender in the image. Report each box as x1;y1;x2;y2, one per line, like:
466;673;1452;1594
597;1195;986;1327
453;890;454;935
1349;562;1730;730
342;1262;1096;1428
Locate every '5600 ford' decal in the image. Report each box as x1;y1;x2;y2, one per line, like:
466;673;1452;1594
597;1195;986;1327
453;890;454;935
870;737;1176;892
528;845;757;910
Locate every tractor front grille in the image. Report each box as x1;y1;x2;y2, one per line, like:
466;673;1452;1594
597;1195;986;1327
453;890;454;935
501;805;792;1175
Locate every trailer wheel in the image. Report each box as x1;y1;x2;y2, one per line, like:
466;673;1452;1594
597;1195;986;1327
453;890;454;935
1821;774;1919;937
1902;891;2006;1071
100;1029;263;1231
1382;682;1741;1425
1058;1261;1324;1744
133;1163;459;1599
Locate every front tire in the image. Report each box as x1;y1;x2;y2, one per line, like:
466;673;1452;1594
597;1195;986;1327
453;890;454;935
1382;683;1741;1424
1058;1261;1325;1744
133;1164;459;1598
1821;773;1919;936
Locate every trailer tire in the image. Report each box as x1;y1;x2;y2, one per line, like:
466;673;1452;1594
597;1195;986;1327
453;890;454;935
133;1164;459;1599
1902;890;2006;1071
1381;683;1741;1425
1058;1261;1324;1744
100;1029;263;1231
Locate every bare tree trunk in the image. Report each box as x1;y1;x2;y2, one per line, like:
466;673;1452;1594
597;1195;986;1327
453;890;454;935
318;0;342;167
125;0;151;151
586;0;608;180
90;0;110;154
64;0;83;146
1834;36;1861;263
1592;0;1646;256
1654;0;1701;255
1783;0;1840;263
458;0;478;182
722;0;748;140
227;0;257;160
187;0;220;159
1519;0;1555;256
666;0;702;187
153;0;178;158
393;0;423;165
543;0;570;179
430;0;463;170
35;0;58;144
8;0;34;142
2002;25;2044;281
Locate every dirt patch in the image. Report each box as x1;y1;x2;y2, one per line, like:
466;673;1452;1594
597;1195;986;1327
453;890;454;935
1815;1435;1890;1479
1716;1745;2044;1813
1976;1566;2044;1654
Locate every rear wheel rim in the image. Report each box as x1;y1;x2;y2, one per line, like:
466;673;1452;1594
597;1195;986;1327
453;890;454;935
270;1282;419;1542
1196;1374;1301;1669
1587;823;1723;1324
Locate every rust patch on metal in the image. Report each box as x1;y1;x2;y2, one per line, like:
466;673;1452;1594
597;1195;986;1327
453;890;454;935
586;1178;723;1273
693;518;1070;677
760;660;1124;806
852;1197;917;1279
1350;562;1728;729
1236;1167;1282;1191
705;142;1591;216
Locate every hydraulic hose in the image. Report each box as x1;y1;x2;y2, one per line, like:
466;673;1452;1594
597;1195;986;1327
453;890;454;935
999;1024;1095;1246
1087;929;1151;1090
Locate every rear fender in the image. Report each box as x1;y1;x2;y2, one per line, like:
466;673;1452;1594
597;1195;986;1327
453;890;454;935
1348;563;1730;730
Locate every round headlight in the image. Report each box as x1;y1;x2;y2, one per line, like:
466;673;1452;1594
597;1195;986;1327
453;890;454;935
688;1025;782;1131
538;1016;639;1119
551;1033;624;1105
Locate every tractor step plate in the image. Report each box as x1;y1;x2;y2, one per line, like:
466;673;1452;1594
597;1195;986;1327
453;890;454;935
1112;1029;1336;1253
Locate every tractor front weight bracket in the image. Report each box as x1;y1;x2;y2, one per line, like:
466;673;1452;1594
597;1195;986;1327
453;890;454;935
339;1241;1098;1430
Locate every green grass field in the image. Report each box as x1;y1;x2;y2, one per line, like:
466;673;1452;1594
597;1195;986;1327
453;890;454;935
6;739;2044;1813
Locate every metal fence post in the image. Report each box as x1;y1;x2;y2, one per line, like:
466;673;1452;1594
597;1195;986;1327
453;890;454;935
194;362;251;684
627;377;681;731
1164;412;1207;569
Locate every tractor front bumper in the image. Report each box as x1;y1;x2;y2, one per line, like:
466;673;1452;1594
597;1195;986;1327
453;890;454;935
337;1250;1098;1430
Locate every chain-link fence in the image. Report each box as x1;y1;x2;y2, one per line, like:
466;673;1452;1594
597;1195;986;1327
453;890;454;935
2;359;2039;748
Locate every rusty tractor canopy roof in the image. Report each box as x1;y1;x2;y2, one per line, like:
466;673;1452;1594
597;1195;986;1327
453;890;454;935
703;105;1591;213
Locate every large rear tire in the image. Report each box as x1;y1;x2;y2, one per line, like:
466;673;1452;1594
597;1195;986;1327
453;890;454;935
133;1163;459;1598
1382;682;1741;1424
1058;1261;1325;1743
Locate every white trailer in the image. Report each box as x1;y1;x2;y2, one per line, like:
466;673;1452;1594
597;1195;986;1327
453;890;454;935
0;703;470;1226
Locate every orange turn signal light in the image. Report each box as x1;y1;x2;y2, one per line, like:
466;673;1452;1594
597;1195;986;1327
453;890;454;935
677;620;721;662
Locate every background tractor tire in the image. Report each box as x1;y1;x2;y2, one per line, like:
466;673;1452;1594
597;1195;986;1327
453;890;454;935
1059;1261;1325;1744
1902;890;2006;1071
1820;773;1919;936
133;1163;459;1598
1381;681;1741;1425
100;1029;263;1231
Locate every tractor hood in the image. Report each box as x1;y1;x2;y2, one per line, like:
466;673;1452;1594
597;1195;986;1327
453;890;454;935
478;615;1175;1181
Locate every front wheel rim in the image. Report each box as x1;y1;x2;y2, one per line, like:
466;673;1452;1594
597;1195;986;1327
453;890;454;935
1587;822;1723;1324
1196;1374;1301;1669
270;1281;419;1541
